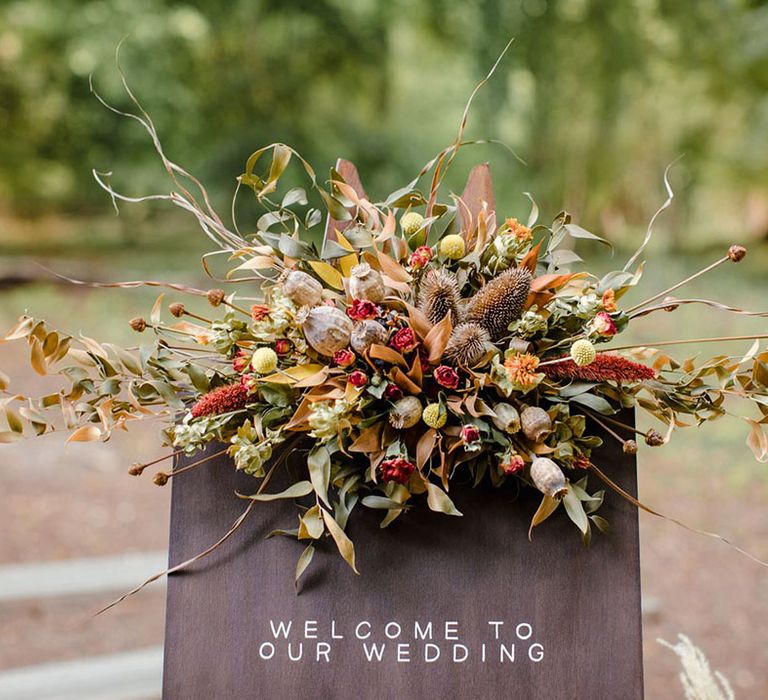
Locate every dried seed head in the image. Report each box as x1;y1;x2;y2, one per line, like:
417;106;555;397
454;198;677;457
251;347;278;374
662;296;679;312
623;439;639;455
418;269;461;326
466;267;532;340
207;289;226;307
530;457;567;499
520;406;552;443
388;396;423;430
129;317;147;333
153;472;169;486
491;403;521;434
727;244;746;263
400;212;424;236
281;270;323;307
128;463;145;476
439;234;466;260
348;262;385;303
350;319;389;355
301;305;354;356
570;339;597;367
422;403;447;429
444;323;491;367
645;428;664;446
169;303;185;318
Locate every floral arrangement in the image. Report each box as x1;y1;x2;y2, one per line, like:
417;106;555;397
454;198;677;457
3;66;768;590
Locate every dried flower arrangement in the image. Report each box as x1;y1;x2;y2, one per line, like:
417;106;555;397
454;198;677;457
2;50;768;595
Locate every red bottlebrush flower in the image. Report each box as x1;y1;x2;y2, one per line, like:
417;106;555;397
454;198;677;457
346;299;381;321
232;349;249;373
333;348;356;368
540;353;656;383
275;339;292;355
408;245;432;269
190;383;249;418
391;327;418;353
589;311;617;337
251;304;270;322
349;370;368;387
461;425;481;444
434;365;460;389
380;457;415;485
502;454;525;475
384;383;403;400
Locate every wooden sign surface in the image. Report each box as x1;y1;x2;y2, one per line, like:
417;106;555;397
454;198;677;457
163;161;642;698
162;425;643;699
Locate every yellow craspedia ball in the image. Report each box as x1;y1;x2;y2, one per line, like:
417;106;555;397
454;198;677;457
400;211;424;236
251;347;278;374
570;339;597;367
422;403;447;429
439;234;466;260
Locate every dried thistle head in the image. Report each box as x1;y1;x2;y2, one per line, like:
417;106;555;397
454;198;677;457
444;322;490;367
466;267;532;340
417;269;461;326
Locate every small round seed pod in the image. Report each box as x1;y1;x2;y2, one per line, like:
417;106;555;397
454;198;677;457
129;317;147;333
520;406;552;443
207;289;226;307
570;339;597;367
348;262;386;303
400;212;424;236
439;234;466;260
388;396;423;430
645;428;664;447
727;244;746;263
491;403;521;434
623;439;638;455
281;270;323;308
530;458;567;499
422;403;447;429
350;319;389;355
301;305;353;356
169;302;185;318
251;347;278;374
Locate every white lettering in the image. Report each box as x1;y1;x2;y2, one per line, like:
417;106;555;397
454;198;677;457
487;621;504;639
355;621;371;640
453;644;469;662
424;643;440;662
500;644;515;663
316;642;331;662
516;623;533;641
304;620;318;639
397;643;411;662
331;620;344;639
288;643;303;661
269;620;292;639
529;643;544;662
414;621;433;640
259;642;275;660
363;643;386;662
384;622;402;639
444;621;459;640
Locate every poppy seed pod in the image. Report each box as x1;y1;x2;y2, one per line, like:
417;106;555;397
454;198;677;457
530;458;567;499
301;305;353;356
491;403;521;434
520;406;552;443
348;262;386;303
350;319;389;355
388;396;422;430
281;270;323;308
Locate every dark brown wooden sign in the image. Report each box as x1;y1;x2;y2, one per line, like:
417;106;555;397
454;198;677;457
162;162;644;699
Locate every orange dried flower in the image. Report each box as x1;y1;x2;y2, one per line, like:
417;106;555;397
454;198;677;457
504;352;541;389
504;217;532;241
601;289;617;313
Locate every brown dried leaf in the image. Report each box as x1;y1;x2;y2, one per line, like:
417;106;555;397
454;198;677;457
416;428;437;469
67;425;102;443
424;314;453;364
368;344;408;369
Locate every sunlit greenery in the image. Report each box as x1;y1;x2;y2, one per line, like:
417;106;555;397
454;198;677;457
1;0;767;251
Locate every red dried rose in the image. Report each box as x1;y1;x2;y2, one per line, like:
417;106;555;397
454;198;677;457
380;457;415;485
502;454;525;475
346;299;380;321
434;365;460;389
349;370;368;387
409;245;432;269
232;349;249;373
251;304;270;322
589;312;617;337
391;327;418;353
275;339;292;355
333;348;356;368
461;425;481;444
384;383;403;400
190;383;249;418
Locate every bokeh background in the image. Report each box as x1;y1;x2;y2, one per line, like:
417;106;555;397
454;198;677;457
1;1;767;698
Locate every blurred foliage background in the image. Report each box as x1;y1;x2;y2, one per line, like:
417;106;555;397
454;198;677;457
1;0;768;254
